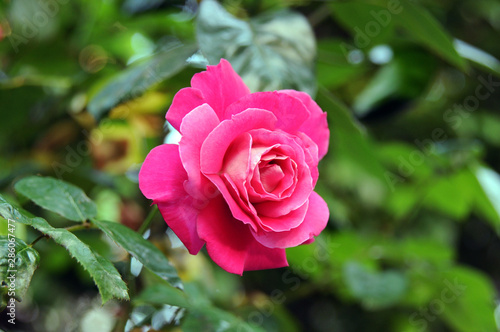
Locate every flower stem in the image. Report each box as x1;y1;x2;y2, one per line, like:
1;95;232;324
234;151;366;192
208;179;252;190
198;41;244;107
65;221;93;232
30;221;93;247
138;205;158;235
29;234;47;246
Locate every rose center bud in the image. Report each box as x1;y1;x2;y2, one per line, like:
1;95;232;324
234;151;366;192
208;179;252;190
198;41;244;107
259;162;283;192
220;129;302;209
249;147;298;203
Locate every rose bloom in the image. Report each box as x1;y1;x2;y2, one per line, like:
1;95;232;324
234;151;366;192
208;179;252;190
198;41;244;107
139;59;330;275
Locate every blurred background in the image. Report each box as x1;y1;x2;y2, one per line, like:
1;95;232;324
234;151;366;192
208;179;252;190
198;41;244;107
1;0;500;331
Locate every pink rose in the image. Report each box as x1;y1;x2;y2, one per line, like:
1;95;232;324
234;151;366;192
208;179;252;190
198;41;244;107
139;59;330;275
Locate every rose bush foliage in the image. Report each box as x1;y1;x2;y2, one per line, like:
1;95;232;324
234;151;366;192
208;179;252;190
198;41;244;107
139;59;330;274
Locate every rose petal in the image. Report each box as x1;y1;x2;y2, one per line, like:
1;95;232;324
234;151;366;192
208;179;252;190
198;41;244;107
259;200;309;232
201;109;277;174
247;144;297;202
166;59;250;132
248;160;295;203
139;144;204;254
191;59;250;117
279;90;329;159
260;157;296;196
302;238;315;245
224;91;310;133
200;110;280;230
294;132;319;186
139;144;186;201
222;132;252;185
241;128;313;217
166;87;205;132
205;172;259;231
252;191;329;248
197;195;288;275
244;239;289;272
179;103;220;199
199;127;256;227
259;163;284;192
157;196;205;255
271;158;297;196
254;160;312;218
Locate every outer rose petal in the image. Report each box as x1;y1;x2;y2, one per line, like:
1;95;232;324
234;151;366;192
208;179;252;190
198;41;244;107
191;59;250;118
279;90;330;160
138;144;204;254
197;195;288;275
157;196;204;255
252;191;329;248
139;144;186;201
244;238;289;272
166;59;250;131
224;91;310;134
166;87;205;132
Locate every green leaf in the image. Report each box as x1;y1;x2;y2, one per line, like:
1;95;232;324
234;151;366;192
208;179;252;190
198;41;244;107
0;236;39;305
353;48;437;117
343;261;408;310
454;39;500;77
134;283;191;309
395;238;453;266
15;176;97;222
315;88;389;187
329;0;466;70
136;281;265;331
92;219;182;287
384;185;420;220
329;2;396;47
473;166;500;230
0;195;129;304
435;167;500;230
316;39;368;89
197;0;316;95
422;173;472;220
393;0;466;70
87;42;196;120
182;305;266;332
441;266;497;332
